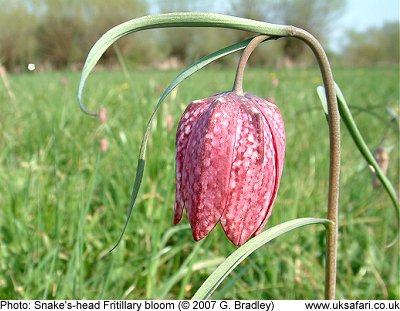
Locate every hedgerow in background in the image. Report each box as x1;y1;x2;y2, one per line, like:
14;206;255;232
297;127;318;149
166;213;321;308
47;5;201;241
3;0;399;71
78;13;399;299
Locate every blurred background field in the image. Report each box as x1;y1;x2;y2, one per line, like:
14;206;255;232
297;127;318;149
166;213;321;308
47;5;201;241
0;0;399;301
0;66;399;299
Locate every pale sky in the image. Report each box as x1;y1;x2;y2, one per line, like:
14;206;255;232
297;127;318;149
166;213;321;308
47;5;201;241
330;0;399;51
341;0;398;30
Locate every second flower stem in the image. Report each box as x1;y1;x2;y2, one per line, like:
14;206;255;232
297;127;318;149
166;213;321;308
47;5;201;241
232;35;272;95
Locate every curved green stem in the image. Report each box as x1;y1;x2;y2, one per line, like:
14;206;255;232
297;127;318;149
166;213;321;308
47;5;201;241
232;35;271;95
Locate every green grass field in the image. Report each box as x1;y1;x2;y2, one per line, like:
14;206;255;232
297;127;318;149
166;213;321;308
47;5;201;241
0;66;399;299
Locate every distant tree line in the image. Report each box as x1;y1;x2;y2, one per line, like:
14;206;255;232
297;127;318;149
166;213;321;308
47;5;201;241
342;21;399;66
0;0;398;72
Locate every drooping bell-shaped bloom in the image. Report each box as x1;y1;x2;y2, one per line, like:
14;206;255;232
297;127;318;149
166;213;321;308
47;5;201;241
174;92;285;246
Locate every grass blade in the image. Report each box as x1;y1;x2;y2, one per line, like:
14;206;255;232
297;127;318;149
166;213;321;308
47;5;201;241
317;84;400;246
191;218;331;300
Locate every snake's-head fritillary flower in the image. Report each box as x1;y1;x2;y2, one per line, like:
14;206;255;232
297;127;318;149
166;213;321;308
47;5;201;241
100;138;108;153
174;91;285;246
99;107;108;124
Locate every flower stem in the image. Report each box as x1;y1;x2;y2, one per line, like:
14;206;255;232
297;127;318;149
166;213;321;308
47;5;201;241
291;27;341;299
232;35;271;95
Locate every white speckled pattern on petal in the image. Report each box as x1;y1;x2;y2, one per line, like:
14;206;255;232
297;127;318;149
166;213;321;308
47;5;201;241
174;92;285;246
244;94;286;236
174;97;214;225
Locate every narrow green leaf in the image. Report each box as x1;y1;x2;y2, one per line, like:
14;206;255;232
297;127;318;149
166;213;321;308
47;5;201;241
77;13;291;115
316;86;328;116
317;84;399;246
192;218;332;300
108;159;145;252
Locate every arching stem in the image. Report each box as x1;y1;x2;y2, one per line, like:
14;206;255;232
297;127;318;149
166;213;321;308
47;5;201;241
233;29;340;299
232;35;271;95
291;27;341;300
